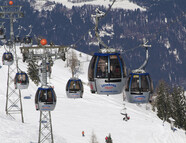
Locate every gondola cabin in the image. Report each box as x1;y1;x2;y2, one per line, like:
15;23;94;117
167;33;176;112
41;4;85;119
125;70;153;103
2;52;14;66
35;87;56;111
66;78;84;98
6;40;13;48
22;36;32;47
88;52;127;95
14;36;21;46
14;72;29;89
0;28;5;39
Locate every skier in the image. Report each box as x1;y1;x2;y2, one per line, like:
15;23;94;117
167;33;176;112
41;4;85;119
105;136;108;142
120;103;130;121
105;134;113;143
123;113;130;121
82;131;85;137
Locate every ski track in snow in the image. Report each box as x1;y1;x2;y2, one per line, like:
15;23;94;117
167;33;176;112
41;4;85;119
0;46;186;143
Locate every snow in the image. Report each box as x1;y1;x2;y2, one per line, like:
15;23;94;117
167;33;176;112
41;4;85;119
172;49;182;64
33;0;145;11
165;40;182;64
165;39;170;49
165;17;168;23
100;24;114;38
0;46;186;143
30;0;56;12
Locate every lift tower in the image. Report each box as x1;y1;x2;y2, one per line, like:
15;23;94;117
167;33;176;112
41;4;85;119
0;1;24;122
20;39;66;143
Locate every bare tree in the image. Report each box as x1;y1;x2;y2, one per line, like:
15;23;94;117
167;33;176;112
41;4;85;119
90;131;99;143
68;50;80;77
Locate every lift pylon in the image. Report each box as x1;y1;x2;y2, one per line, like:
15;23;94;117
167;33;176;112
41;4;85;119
0;2;24;122
5;58;24;122
39;111;54;143
20;39;67;143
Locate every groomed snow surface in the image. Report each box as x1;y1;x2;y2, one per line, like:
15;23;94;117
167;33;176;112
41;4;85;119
0;46;186;143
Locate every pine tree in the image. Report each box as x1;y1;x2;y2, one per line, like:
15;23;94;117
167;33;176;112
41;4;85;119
155;80;186;131
155;80;171;121
106;133;113;143
170;86;186;129
183;92;186;130
27;60;40;86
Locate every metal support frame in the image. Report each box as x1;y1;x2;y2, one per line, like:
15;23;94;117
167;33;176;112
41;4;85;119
92;8;109;49
92;8;117;54
0;4;24;122
38;47;54;143
138;41;151;70
39;111;54;143
5;64;24;122
20;44;67;143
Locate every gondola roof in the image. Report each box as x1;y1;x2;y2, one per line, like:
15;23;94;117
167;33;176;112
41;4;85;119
68;78;82;81
38;87;53;90
93;52;120;56
129;72;150;76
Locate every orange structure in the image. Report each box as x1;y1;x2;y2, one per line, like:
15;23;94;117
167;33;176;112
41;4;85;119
40;39;47;46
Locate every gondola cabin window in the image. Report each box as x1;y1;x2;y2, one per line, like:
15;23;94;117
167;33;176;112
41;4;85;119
149;75;154;93
88;56;96;81
69;81;80;91
39;90;45;102
16;74;27;84
47;90;53;102
110;55;121;78
125;75;131;91
141;75;149;92
38;89;55;102
131;75;140;92
0;29;4;35
120;55;127;77
96;56;108;78
5;54;13;61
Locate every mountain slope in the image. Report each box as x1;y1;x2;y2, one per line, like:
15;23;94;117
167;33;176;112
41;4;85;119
47;0;145;10
0;46;185;143
0;0;185;88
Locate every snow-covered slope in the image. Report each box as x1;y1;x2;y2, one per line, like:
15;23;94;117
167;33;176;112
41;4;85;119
0;46;185;143
33;0;145;11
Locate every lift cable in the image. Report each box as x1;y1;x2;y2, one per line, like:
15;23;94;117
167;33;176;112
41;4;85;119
68;0;117;50
69;0;185;55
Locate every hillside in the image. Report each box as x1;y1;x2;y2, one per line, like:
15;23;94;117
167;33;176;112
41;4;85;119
0;46;185;143
0;0;185;88
45;0;145;10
